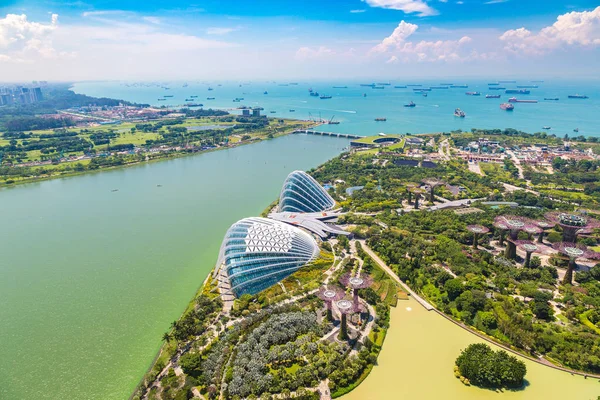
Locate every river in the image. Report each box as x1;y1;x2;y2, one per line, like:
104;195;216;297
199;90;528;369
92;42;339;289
344;298;600;400
0;134;349;400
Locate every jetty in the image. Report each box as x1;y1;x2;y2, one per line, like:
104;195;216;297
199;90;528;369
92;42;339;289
293;129;364;139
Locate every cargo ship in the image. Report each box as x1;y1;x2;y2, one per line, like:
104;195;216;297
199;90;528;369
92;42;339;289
489;87;506;90
407;84;422;87
333;86;348;89
190;95;198;98
320;95;332;99
431;86;449;89
454;108;466;117
373;86;385;89
404;101;416;107
506;89;530;94
544;97;559;101
360;83;376;87
488;83;499;85
185;103;203;107
486;94;501;98
500;103;514;110
517;85;538;88
394;85;407;88
413;88;431;92
376;82;391;86
508;97;537;103
206;97;215;100
450;85;468;88
164;95;174;97
440;83;454;86
466;91;480;96
543;126;551;130
568;94;589;99
375;118;387;121
310;92;320;97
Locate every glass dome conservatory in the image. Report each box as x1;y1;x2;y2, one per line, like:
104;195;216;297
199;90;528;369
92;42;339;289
278;170;335;213
215;217;319;297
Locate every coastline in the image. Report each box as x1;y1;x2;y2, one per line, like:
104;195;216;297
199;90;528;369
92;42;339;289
0;123;319;190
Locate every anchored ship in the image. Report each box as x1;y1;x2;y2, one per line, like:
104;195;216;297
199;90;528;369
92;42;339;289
454;108;466;117
500;103;514;111
486;94;501;98
508;97;538;103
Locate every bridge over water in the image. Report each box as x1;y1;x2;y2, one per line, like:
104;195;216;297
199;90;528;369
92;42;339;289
293;130;365;139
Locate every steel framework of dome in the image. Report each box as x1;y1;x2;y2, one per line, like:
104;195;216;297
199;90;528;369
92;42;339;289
214;217;319;297
545;212;600;243
278;170;335;213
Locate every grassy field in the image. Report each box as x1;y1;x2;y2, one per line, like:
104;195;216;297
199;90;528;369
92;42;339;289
479;162;514;182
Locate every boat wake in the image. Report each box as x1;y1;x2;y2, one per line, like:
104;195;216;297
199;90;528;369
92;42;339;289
334;110;357;114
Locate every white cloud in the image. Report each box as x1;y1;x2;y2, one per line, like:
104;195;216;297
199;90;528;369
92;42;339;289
206;27;239;35
295;46;335;60
500;6;600;55
371;21;419;53
371;20;475;61
350;9;366;13
364;0;438;17
0;13;65;62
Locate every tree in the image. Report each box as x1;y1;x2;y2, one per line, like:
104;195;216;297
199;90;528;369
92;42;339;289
455;343;526;388
444;278;464;301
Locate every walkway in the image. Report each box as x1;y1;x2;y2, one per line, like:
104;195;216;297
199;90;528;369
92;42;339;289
357;240;433;311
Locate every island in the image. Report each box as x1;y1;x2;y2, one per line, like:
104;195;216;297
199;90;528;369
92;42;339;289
133;129;600;400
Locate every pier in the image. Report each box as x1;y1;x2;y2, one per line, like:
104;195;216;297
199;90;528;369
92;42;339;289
293;129;365;139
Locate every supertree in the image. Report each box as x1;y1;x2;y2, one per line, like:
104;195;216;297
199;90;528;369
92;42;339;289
410;187;427;210
494;216;538;259
317;286;345;322
493;220;509;246
523;225;542;241
545;211;600;243
336;299;356;340
422;178;445;203
535;221;553;244
553;242;600;285
514;240;552;268
467;225;490;249
405;183;417;204
340;272;373;310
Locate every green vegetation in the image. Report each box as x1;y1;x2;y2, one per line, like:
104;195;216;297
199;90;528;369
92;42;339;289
454;343;527;389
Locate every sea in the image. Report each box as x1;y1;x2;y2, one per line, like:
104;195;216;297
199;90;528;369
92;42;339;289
72;79;600;138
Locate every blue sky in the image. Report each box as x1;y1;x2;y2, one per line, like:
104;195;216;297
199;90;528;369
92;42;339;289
0;0;599;81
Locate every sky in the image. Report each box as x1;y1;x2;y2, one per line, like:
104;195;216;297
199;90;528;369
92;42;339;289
0;0;599;81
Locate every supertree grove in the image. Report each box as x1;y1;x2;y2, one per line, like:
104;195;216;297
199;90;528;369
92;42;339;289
317;286;345;322
553;242;600;285
545;211;600;243
467;225;490;249
493;216;539;259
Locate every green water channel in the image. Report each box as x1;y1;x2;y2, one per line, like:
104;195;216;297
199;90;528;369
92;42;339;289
0;135;349;400
343;298;600;400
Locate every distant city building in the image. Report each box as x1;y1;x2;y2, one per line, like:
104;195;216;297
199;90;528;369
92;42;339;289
0;85;44;105
214;217;319;297
278;170;335;213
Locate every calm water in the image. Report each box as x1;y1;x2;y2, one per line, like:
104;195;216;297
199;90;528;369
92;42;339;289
73;79;600;137
0;135;349;400
345;299;600;400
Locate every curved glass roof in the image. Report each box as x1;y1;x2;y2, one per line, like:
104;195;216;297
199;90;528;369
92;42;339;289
215;217;319;297
278;170;335;213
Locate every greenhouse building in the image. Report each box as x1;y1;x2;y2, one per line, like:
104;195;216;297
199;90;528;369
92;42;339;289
278;170;335;213
214;217;319;297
